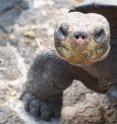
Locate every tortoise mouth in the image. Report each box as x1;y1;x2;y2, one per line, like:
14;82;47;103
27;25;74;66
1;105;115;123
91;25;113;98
55;39;110;66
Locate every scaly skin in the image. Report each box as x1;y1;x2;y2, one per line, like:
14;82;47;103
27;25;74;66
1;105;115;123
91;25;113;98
54;12;117;101
54;12;110;66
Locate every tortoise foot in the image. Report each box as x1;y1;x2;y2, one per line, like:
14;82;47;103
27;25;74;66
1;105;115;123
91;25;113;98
21;92;61;121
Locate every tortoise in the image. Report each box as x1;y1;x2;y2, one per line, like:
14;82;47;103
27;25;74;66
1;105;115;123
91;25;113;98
55;0;117;100
22;0;117;121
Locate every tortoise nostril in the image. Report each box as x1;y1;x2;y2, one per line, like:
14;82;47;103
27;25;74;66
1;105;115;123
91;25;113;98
82;36;85;39
75;35;79;39
74;32;87;40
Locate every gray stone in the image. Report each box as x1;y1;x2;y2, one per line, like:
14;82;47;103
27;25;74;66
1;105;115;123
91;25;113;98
61;81;117;124
0;0;28;33
0;106;24;124
0;0;28;13
0;45;22;80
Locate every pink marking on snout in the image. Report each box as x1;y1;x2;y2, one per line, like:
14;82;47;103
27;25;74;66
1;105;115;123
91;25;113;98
75;37;85;47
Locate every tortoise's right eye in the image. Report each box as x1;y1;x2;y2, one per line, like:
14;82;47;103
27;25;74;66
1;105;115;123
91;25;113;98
94;29;105;43
58;23;69;41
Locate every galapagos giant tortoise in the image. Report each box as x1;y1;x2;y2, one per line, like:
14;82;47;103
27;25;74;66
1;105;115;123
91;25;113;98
55;0;117;100
22;0;117;121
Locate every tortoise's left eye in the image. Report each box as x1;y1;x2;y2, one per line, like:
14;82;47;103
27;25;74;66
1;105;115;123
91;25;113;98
57;23;69;41
94;29;105;43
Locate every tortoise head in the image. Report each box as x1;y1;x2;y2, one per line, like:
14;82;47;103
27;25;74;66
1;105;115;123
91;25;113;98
54;12;110;66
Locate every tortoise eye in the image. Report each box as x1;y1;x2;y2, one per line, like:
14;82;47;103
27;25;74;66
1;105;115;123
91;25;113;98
94;29;105;43
58;23;69;41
